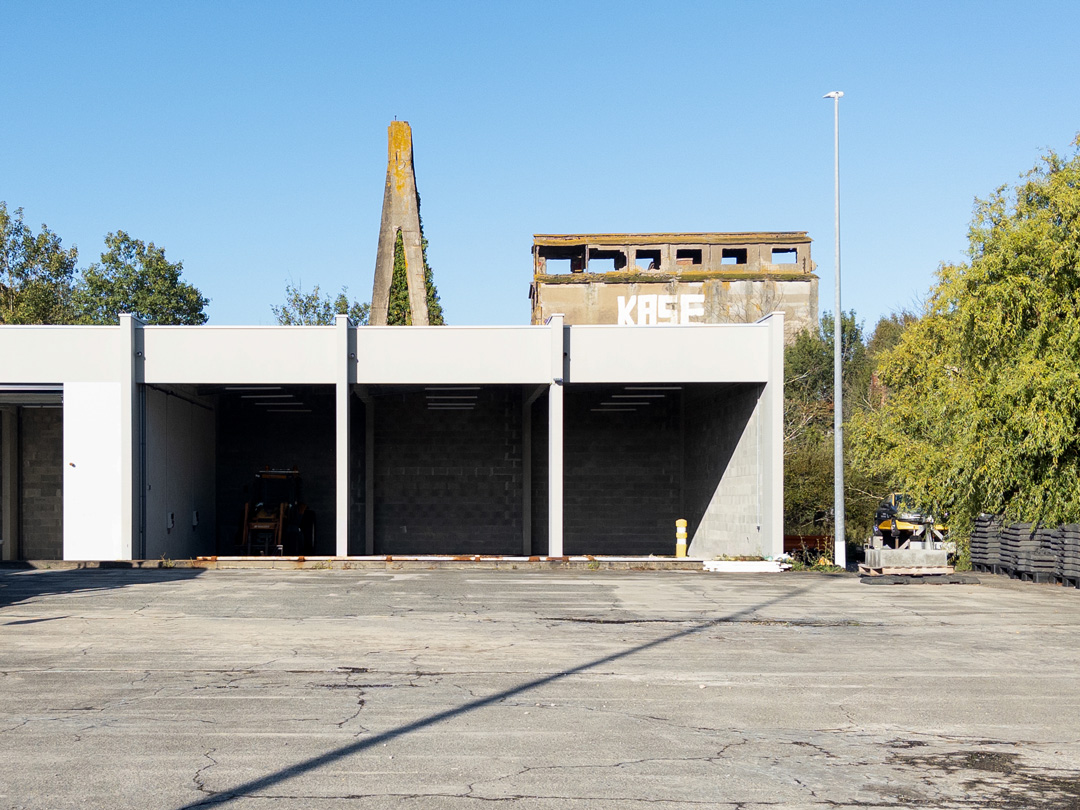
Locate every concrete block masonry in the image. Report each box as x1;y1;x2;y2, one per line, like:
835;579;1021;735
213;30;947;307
17;408;63;560
864;548;949;569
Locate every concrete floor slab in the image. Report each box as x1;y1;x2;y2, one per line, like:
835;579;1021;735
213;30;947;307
1;569;1079;808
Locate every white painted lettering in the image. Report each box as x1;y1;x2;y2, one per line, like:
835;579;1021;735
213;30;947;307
680;294;705;324
617;295;637;325
657;294;676;323
637;294;658;325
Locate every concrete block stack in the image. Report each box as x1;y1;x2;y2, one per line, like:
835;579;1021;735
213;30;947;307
997;522;1033;572
1016;526;1059;582
1058;525;1080;584
972;517;1080;587
970;514;1004;570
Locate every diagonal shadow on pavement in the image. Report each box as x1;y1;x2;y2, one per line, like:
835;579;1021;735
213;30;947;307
176;583;809;808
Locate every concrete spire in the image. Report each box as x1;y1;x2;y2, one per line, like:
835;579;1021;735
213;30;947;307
370;121;429;326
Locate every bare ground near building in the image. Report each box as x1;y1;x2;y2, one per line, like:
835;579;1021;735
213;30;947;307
1;568;1079;809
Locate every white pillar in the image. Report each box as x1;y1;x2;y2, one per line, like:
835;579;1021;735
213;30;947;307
761;311;785;558
119;314;143;559
547;314;565;557
335;315;353;557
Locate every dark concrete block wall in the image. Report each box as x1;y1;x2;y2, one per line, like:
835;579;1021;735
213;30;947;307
529;394;548;555
0;428;4;539
209;382;763;558
562;387;681;555
372;387;523;554
215;387;336;555
20;408;63;559
348;395;367;555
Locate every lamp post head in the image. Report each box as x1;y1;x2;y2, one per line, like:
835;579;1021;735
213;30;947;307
823;91;844;99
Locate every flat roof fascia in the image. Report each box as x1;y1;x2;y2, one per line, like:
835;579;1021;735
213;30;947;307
0;325;127;383
0;322;776;387
356;326;551;384
142;326;339;384
534;232;811;248
566;323;771;383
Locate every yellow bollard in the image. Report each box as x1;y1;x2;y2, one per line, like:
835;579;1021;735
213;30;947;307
675;519;688;557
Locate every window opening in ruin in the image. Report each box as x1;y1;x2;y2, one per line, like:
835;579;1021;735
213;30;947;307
635;250;662;271
772;248;798;264
721;248;748;265
544;258;573;274
588;248;627;273
675;249;702;266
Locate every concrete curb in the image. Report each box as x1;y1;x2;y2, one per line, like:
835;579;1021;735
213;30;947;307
2;556;710;572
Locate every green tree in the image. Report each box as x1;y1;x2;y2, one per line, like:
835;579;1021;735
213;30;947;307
852;135;1080;547
74;231;208;325
386;205;445;326
0;202;78;324
272;282;370;325
783;311;875;539
421;230;444;325
865;311;916;359
386;231;412;325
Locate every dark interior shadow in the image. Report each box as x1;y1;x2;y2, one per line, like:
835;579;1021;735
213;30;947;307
177;583;809;808
0;566;204;610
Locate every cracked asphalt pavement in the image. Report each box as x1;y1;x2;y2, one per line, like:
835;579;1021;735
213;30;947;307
2;567;1080;808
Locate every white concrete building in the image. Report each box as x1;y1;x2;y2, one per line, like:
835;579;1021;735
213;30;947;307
0;313;784;561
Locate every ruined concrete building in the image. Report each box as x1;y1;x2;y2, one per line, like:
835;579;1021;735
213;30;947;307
370;121;430;326
530;232;818;341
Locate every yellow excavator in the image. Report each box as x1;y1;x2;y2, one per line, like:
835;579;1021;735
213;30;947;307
873;493;949;548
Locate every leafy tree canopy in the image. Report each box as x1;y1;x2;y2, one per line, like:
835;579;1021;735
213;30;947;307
852;135;1080;536
0;202;78;324
273;282;370;325
421;230;444;325
784;310;887;539
386;204;445;326
74;231;208;325
387;230;413;326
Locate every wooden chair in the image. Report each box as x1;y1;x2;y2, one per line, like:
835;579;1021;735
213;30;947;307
241;469;300;555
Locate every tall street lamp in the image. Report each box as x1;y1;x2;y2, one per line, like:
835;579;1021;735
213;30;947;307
824;90;845;569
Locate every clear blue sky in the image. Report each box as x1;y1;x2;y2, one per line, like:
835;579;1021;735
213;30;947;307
3;1;1078;331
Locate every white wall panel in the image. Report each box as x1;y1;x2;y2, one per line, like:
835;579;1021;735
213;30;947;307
566;325;770;383
0;327;123;382
142;327;339;384
357;327;550;384
192;403;216;554
143;388;216;560
63;382;124;560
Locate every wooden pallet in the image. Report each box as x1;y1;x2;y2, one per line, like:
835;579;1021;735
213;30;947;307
858;564;954;577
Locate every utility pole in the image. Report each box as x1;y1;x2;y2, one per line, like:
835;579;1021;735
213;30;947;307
824;90;846;569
